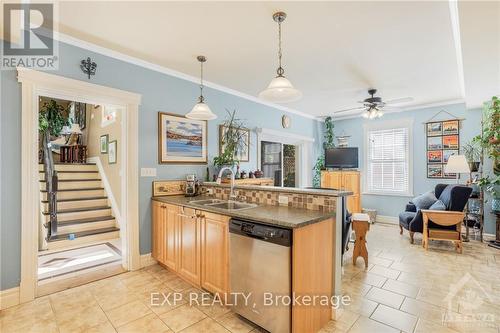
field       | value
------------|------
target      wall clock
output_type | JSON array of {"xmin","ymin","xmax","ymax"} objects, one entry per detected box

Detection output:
[{"xmin": 281, "ymin": 115, "xmax": 291, "ymax": 129}]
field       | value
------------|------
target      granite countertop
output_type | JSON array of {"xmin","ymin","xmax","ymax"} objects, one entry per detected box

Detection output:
[
  {"xmin": 201, "ymin": 182, "xmax": 353, "ymax": 197},
  {"xmin": 152, "ymin": 195, "xmax": 336, "ymax": 229}
]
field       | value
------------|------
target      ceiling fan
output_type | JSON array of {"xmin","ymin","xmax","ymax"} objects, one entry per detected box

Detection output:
[{"xmin": 334, "ymin": 89, "xmax": 414, "ymax": 119}]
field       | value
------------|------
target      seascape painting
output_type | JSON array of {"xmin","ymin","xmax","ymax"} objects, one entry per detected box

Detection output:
[{"xmin": 158, "ymin": 112, "xmax": 207, "ymax": 163}]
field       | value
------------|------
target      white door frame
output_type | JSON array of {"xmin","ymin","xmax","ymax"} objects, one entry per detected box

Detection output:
[
  {"xmin": 17, "ymin": 68, "xmax": 142, "ymax": 303},
  {"xmin": 256, "ymin": 128, "xmax": 314, "ymax": 187}
]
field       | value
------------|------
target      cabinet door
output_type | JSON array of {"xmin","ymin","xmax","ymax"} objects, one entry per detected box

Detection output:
[
  {"xmin": 346, "ymin": 195, "xmax": 360, "ymax": 213},
  {"xmin": 342, "ymin": 172, "xmax": 360, "ymax": 193},
  {"xmin": 164, "ymin": 204, "xmax": 178, "ymax": 271},
  {"xmin": 321, "ymin": 171, "xmax": 342, "ymax": 189},
  {"xmin": 177, "ymin": 207, "xmax": 201, "ymax": 286},
  {"xmin": 151, "ymin": 201, "xmax": 163, "ymax": 261},
  {"xmin": 200, "ymin": 211, "xmax": 229, "ymax": 296}
]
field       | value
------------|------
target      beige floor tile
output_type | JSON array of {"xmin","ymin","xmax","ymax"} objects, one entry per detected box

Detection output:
[
  {"xmin": 400, "ymin": 297, "xmax": 448, "ymax": 324},
  {"xmin": 164, "ymin": 277, "xmax": 194, "ymax": 292},
  {"xmin": 329, "ymin": 309, "xmax": 360, "ymax": 332},
  {"xmin": 348, "ymin": 316, "xmax": 399, "ymax": 333},
  {"xmin": 105, "ymin": 300, "xmax": 152, "ymax": 327},
  {"xmin": 116, "ymin": 313, "xmax": 171, "ymax": 333},
  {"xmin": 84, "ymin": 321, "xmax": 117, "ymax": 333},
  {"xmin": 56, "ymin": 305, "xmax": 110, "ymax": 333},
  {"xmin": 365, "ymin": 287, "xmax": 405, "ymax": 309},
  {"xmin": 0, "ymin": 297, "xmax": 58, "ymax": 333},
  {"xmin": 370, "ymin": 304, "xmax": 417, "ymax": 332},
  {"xmin": 382, "ymin": 279, "xmax": 420, "ymax": 298},
  {"xmin": 352, "ymin": 271, "xmax": 387, "ymax": 288},
  {"xmin": 159, "ymin": 304, "xmax": 206, "ymax": 332},
  {"xmin": 369, "ymin": 265, "xmax": 401, "ymax": 280},
  {"xmin": 180, "ymin": 317, "xmax": 230, "ymax": 333},
  {"xmin": 93, "ymin": 286, "xmax": 139, "ymax": 311},
  {"xmin": 369, "ymin": 256, "xmax": 394, "ymax": 268},
  {"xmin": 216, "ymin": 312, "xmax": 256, "ymax": 333},
  {"xmin": 413, "ymin": 318, "xmax": 460, "ymax": 333},
  {"xmin": 148, "ymin": 291, "xmax": 187, "ymax": 316},
  {"xmin": 343, "ymin": 297, "xmax": 378, "ymax": 318}
]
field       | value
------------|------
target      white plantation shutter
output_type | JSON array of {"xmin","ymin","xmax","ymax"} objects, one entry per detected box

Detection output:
[{"xmin": 366, "ymin": 127, "xmax": 410, "ymax": 195}]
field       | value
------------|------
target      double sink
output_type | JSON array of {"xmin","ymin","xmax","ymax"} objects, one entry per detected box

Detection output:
[{"xmin": 189, "ymin": 198, "xmax": 257, "ymax": 211}]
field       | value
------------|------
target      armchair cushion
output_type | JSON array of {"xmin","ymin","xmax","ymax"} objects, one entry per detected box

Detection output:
[
  {"xmin": 429, "ymin": 200, "xmax": 446, "ymax": 210},
  {"xmin": 399, "ymin": 211, "xmax": 417, "ymax": 229},
  {"xmin": 405, "ymin": 203, "xmax": 417, "ymax": 212},
  {"xmin": 411, "ymin": 191, "xmax": 438, "ymax": 210}
]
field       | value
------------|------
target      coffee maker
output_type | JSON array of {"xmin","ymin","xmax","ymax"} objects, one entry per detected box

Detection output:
[{"xmin": 185, "ymin": 174, "xmax": 197, "ymax": 197}]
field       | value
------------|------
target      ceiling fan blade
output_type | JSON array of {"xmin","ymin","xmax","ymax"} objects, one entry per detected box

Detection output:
[
  {"xmin": 382, "ymin": 105, "xmax": 401, "ymax": 110},
  {"xmin": 385, "ymin": 97, "xmax": 414, "ymax": 104},
  {"xmin": 334, "ymin": 106, "xmax": 365, "ymax": 114}
]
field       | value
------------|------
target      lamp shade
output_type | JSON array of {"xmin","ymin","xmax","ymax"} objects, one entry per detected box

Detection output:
[
  {"xmin": 444, "ymin": 155, "xmax": 470, "ymax": 174},
  {"xmin": 70, "ymin": 123, "xmax": 82, "ymax": 134},
  {"xmin": 186, "ymin": 102, "xmax": 217, "ymax": 120},
  {"xmin": 259, "ymin": 76, "xmax": 302, "ymax": 103}
]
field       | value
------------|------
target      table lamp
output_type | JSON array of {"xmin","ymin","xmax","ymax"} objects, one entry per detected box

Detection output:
[{"xmin": 444, "ymin": 155, "xmax": 470, "ymax": 184}]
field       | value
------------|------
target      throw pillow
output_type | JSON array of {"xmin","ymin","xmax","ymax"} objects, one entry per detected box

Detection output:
[
  {"xmin": 411, "ymin": 191, "xmax": 438, "ymax": 210},
  {"xmin": 429, "ymin": 200, "xmax": 446, "ymax": 211}
]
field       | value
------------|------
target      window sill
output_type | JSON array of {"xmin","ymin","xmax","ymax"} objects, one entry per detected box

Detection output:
[{"xmin": 362, "ymin": 191, "xmax": 413, "ymax": 197}]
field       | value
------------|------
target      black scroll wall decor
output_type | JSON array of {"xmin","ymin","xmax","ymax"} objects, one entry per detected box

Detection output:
[{"xmin": 80, "ymin": 57, "xmax": 97, "ymax": 79}]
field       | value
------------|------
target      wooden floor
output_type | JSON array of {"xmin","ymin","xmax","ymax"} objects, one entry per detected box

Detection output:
[{"xmin": 1, "ymin": 224, "xmax": 498, "ymax": 333}]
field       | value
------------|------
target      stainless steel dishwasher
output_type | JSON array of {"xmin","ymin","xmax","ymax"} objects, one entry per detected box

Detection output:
[{"xmin": 229, "ymin": 218, "xmax": 292, "ymax": 333}]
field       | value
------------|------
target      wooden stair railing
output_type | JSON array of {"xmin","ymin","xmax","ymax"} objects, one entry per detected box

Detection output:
[{"xmin": 42, "ymin": 132, "xmax": 58, "ymax": 240}]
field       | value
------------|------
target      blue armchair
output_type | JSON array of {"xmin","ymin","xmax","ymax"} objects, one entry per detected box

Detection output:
[{"xmin": 399, "ymin": 184, "xmax": 472, "ymax": 244}]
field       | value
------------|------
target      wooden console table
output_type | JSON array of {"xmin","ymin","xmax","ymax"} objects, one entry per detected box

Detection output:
[{"xmin": 60, "ymin": 145, "xmax": 87, "ymax": 163}]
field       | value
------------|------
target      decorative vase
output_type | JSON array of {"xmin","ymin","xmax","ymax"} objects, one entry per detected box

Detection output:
[
  {"xmin": 468, "ymin": 162, "xmax": 480, "ymax": 172},
  {"xmin": 492, "ymin": 198, "xmax": 500, "ymax": 213}
]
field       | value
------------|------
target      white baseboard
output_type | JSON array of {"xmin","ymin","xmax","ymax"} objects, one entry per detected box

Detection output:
[
  {"xmin": 376, "ymin": 215, "xmax": 399, "ymax": 225},
  {"xmin": 0, "ymin": 287, "xmax": 20, "ymax": 310},
  {"xmin": 140, "ymin": 253, "xmax": 157, "ymax": 268}
]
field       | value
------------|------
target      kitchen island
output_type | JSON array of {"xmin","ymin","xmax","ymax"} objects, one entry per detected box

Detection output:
[{"xmin": 152, "ymin": 186, "xmax": 350, "ymax": 333}]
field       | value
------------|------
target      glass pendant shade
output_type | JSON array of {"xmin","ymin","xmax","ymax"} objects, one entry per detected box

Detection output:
[
  {"xmin": 186, "ymin": 55, "xmax": 217, "ymax": 121},
  {"xmin": 259, "ymin": 76, "xmax": 302, "ymax": 103},
  {"xmin": 186, "ymin": 101, "xmax": 217, "ymax": 120}
]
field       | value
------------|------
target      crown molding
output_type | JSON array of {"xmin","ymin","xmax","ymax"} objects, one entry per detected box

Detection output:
[{"xmin": 55, "ymin": 32, "xmax": 320, "ymax": 121}]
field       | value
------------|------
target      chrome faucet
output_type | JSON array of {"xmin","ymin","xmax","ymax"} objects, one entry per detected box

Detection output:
[{"xmin": 216, "ymin": 166, "xmax": 236, "ymax": 200}]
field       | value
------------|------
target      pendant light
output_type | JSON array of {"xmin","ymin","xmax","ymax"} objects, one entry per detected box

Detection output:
[
  {"xmin": 186, "ymin": 55, "xmax": 217, "ymax": 120},
  {"xmin": 259, "ymin": 12, "xmax": 302, "ymax": 103}
]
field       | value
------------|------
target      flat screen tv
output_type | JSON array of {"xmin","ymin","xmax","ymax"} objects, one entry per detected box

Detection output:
[{"xmin": 325, "ymin": 147, "xmax": 359, "ymax": 169}]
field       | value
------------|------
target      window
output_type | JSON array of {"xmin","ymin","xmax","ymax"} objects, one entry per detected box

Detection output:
[{"xmin": 365, "ymin": 121, "xmax": 412, "ymax": 196}]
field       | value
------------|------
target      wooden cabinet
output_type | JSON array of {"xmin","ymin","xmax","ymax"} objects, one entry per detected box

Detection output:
[
  {"xmin": 200, "ymin": 211, "xmax": 230, "ymax": 295},
  {"xmin": 321, "ymin": 170, "xmax": 361, "ymax": 213},
  {"xmin": 177, "ymin": 207, "xmax": 201, "ymax": 286},
  {"xmin": 151, "ymin": 202, "xmax": 177, "ymax": 270},
  {"xmin": 152, "ymin": 201, "xmax": 230, "ymax": 293}
]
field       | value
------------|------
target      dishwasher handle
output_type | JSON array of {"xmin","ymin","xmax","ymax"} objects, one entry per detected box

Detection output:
[{"xmin": 229, "ymin": 218, "xmax": 292, "ymax": 247}]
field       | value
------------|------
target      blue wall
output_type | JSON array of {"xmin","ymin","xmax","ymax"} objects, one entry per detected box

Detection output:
[
  {"xmin": 333, "ymin": 103, "xmax": 495, "ymax": 233},
  {"xmin": 0, "ymin": 41, "xmax": 322, "ymax": 290}
]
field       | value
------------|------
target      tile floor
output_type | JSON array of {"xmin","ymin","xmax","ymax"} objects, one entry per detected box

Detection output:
[{"xmin": 1, "ymin": 223, "xmax": 499, "ymax": 333}]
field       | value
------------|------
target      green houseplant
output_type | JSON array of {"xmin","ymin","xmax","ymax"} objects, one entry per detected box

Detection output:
[
  {"xmin": 474, "ymin": 96, "xmax": 500, "ymax": 174},
  {"xmin": 462, "ymin": 140, "xmax": 481, "ymax": 172},
  {"xmin": 38, "ymin": 99, "xmax": 68, "ymax": 137},
  {"xmin": 213, "ymin": 110, "xmax": 248, "ymax": 169},
  {"xmin": 312, "ymin": 116, "xmax": 335, "ymax": 187}
]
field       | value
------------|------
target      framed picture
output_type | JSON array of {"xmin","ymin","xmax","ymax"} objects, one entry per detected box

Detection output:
[
  {"xmin": 427, "ymin": 165, "xmax": 443, "ymax": 178},
  {"xmin": 443, "ymin": 149, "xmax": 458, "ymax": 163},
  {"xmin": 442, "ymin": 120, "xmax": 459, "ymax": 135},
  {"xmin": 219, "ymin": 125, "xmax": 250, "ymax": 162},
  {"xmin": 425, "ymin": 118, "xmax": 460, "ymax": 178},
  {"xmin": 443, "ymin": 135, "xmax": 459, "ymax": 149},
  {"xmin": 108, "ymin": 140, "xmax": 117, "ymax": 164},
  {"xmin": 427, "ymin": 122, "xmax": 442, "ymax": 136},
  {"xmin": 427, "ymin": 151, "xmax": 442, "ymax": 163},
  {"xmin": 158, "ymin": 112, "xmax": 207, "ymax": 164},
  {"xmin": 427, "ymin": 136, "xmax": 442, "ymax": 150},
  {"xmin": 100, "ymin": 134, "xmax": 109, "ymax": 154}
]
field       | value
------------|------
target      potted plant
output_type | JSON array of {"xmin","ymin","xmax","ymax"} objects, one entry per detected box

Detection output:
[
  {"xmin": 462, "ymin": 140, "xmax": 481, "ymax": 172},
  {"xmin": 474, "ymin": 96, "xmax": 500, "ymax": 174},
  {"xmin": 478, "ymin": 175, "xmax": 500, "ymax": 212},
  {"xmin": 213, "ymin": 110, "xmax": 248, "ymax": 174},
  {"xmin": 312, "ymin": 116, "xmax": 335, "ymax": 187}
]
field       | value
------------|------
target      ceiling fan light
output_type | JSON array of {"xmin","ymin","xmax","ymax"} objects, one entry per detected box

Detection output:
[
  {"xmin": 259, "ymin": 76, "xmax": 302, "ymax": 103},
  {"xmin": 186, "ymin": 102, "xmax": 217, "ymax": 120},
  {"xmin": 362, "ymin": 111, "xmax": 370, "ymax": 119},
  {"xmin": 377, "ymin": 110, "xmax": 384, "ymax": 118}
]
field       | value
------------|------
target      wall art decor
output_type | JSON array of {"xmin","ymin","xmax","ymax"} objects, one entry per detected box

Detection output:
[
  {"xmin": 425, "ymin": 115, "xmax": 462, "ymax": 178},
  {"xmin": 219, "ymin": 125, "xmax": 250, "ymax": 162},
  {"xmin": 158, "ymin": 112, "xmax": 207, "ymax": 164},
  {"xmin": 108, "ymin": 140, "xmax": 117, "ymax": 164},
  {"xmin": 100, "ymin": 134, "xmax": 108, "ymax": 154}
]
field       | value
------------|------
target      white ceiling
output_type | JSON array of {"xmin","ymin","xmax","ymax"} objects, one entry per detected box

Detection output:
[{"xmin": 55, "ymin": 1, "xmax": 499, "ymax": 118}]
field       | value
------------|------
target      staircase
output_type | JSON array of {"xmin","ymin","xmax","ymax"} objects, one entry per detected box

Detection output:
[{"xmin": 39, "ymin": 163, "xmax": 120, "ymax": 250}]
